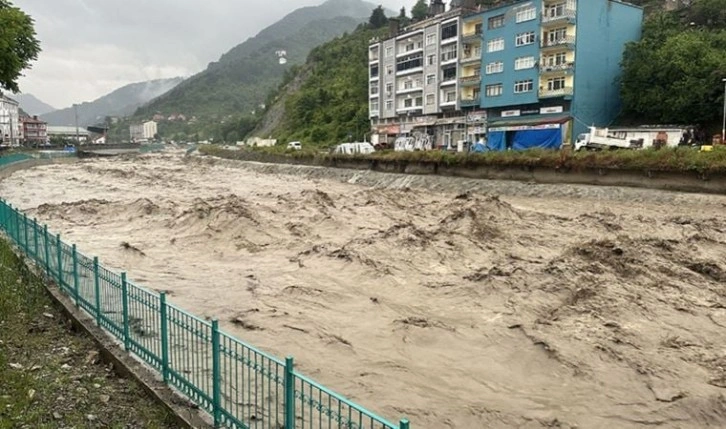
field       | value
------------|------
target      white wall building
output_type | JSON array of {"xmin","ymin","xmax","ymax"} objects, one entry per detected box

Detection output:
[
  {"xmin": 143, "ymin": 121, "xmax": 158, "ymax": 140},
  {"xmin": 0, "ymin": 94, "xmax": 21, "ymax": 146},
  {"xmin": 130, "ymin": 120, "xmax": 158, "ymax": 142}
]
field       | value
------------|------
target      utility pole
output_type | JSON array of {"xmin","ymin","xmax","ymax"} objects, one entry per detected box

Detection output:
[
  {"xmin": 722, "ymin": 78, "xmax": 726, "ymax": 145},
  {"xmin": 74, "ymin": 104, "xmax": 80, "ymax": 145}
]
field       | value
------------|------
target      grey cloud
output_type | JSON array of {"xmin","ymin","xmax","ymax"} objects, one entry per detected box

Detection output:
[{"xmin": 14, "ymin": 0, "xmax": 412, "ymax": 108}]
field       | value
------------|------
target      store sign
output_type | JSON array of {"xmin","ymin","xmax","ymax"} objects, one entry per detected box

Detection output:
[
  {"xmin": 377, "ymin": 125, "xmax": 400, "ymax": 134},
  {"xmin": 501, "ymin": 110, "xmax": 521, "ymax": 118},
  {"xmin": 489, "ymin": 123, "xmax": 561, "ymax": 132},
  {"xmin": 521, "ymin": 109, "xmax": 540, "ymax": 116},
  {"xmin": 467, "ymin": 110, "xmax": 487, "ymax": 122},
  {"xmin": 540, "ymin": 106, "xmax": 564, "ymax": 114}
]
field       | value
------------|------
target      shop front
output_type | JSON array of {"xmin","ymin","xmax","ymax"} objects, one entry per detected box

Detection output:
[{"xmin": 486, "ymin": 113, "xmax": 572, "ymax": 151}]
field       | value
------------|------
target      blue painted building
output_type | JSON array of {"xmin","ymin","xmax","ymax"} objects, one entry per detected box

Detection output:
[{"xmin": 476, "ymin": 0, "xmax": 643, "ymax": 150}]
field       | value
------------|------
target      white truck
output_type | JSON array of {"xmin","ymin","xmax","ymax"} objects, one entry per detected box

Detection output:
[{"xmin": 575, "ymin": 126, "xmax": 687, "ymax": 151}]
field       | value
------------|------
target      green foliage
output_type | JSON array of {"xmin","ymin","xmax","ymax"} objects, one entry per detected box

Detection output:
[
  {"xmin": 411, "ymin": 0, "xmax": 428, "ymax": 22},
  {"xmin": 368, "ymin": 5, "xmax": 388, "ymax": 28},
  {"xmin": 0, "ymin": 0, "xmax": 40, "ymax": 93},
  {"xmin": 620, "ymin": 6, "xmax": 726, "ymax": 127},
  {"xmin": 202, "ymin": 144, "xmax": 726, "ymax": 176},
  {"xmin": 271, "ymin": 27, "xmax": 386, "ymax": 146}
]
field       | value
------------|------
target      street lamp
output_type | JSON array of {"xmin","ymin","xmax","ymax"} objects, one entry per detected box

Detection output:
[{"xmin": 722, "ymin": 78, "xmax": 726, "ymax": 145}]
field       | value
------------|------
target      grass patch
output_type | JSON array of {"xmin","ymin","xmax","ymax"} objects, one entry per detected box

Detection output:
[
  {"xmin": 0, "ymin": 238, "xmax": 178, "ymax": 429},
  {"xmin": 199, "ymin": 144, "xmax": 726, "ymax": 175}
]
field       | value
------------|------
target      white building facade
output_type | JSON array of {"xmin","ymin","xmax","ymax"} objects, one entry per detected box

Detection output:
[{"xmin": 0, "ymin": 95, "xmax": 21, "ymax": 146}]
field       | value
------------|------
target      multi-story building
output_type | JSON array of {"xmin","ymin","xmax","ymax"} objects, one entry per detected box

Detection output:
[
  {"xmin": 21, "ymin": 115, "xmax": 48, "ymax": 146},
  {"xmin": 0, "ymin": 94, "xmax": 21, "ymax": 146},
  {"xmin": 370, "ymin": 1, "xmax": 483, "ymax": 149},
  {"xmin": 480, "ymin": 0, "xmax": 643, "ymax": 149},
  {"xmin": 368, "ymin": 0, "xmax": 643, "ymax": 151},
  {"xmin": 130, "ymin": 120, "xmax": 158, "ymax": 142}
]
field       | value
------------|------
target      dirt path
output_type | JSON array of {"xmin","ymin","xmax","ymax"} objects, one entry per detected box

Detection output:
[{"xmin": 2, "ymin": 152, "xmax": 726, "ymax": 428}]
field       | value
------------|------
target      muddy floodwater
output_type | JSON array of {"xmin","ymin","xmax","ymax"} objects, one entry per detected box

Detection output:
[{"xmin": 2, "ymin": 151, "xmax": 726, "ymax": 428}]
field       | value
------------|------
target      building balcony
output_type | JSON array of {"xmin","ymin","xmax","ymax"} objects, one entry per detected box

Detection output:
[
  {"xmin": 397, "ymin": 86, "xmax": 424, "ymax": 95},
  {"xmin": 459, "ymin": 75, "xmax": 481, "ymax": 86},
  {"xmin": 461, "ymin": 30, "xmax": 482, "ymax": 43},
  {"xmin": 396, "ymin": 105, "xmax": 423, "ymax": 114},
  {"xmin": 396, "ymin": 47, "xmax": 423, "ymax": 58},
  {"xmin": 460, "ymin": 53, "xmax": 481, "ymax": 64},
  {"xmin": 540, "ymin": 62, "xmax": 574, "ymax": 74},
  {"xmin": 396, "ymin": 66, "xmax": 423, "ymax": 77},
  {"xmin": 541, "ymin": 8, "xmax": 576, "ymax": 25},
  {"xmin": 370, "ymin": 110, "xmax": 380, "ymax": 117},
  {"xmin": 540, "ymin": 87, "xmax": 573, "ymax": 98},
  {"xmin": 460, "ymin": 97, "xmax": 480, "ymax": 107},
  {"xmin": 541, "ymin": 35, "xmax": 576, "ymax": 49}
]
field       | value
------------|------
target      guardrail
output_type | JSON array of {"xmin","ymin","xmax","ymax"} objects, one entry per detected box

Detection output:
[{"xmin": 0, "ymin": 199, "xmax": 410, "ymax": 429}]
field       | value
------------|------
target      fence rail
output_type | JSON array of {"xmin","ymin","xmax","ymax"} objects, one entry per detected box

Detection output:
[{"xmin": 0, "ymin": 199, "xmax": 409, "ymax": 429}]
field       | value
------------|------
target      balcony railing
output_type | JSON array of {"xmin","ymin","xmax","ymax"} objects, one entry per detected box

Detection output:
[
  {"xmin": 540, "ymin": 87, "xmax": 573, "ymax": 98},
  {"xmin": 542, "ymin": 8, "xmax": 576, "ymax": 24},
  {"xmin": 461, "ymin": 30, "xmax": 482, "ymax": 42},
  {"xmin": 541, "ymin": 35, "xmax": 576, "ymax": 48},
  {"xmin": 460, "ymin": 97, "xmax": 480, "ymax": 107},
  {"xmin": 459, "ymin": 75, "xmax": 481, "ymax": 86},
  {"xmin": 460, "ymin": 52, "xmax": 481, "ymax": 64},
  {"xmin": 540, "ymin": 62, "xmax": 574, "ymax": 73}
]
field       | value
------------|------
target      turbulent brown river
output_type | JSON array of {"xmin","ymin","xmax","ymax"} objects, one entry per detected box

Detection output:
[{"xmin": 2, "ymin": 151, "xmax": 726, "ymax": 428}]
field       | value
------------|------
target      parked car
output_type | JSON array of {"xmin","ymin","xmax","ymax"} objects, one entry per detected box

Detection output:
[
  {"xmin": 333, "ymin": 142, "xmax": 375, "ymax": 155},
  {"xmin": 287, "ymin": 141, "xmax": 302, "ymax": 150}
]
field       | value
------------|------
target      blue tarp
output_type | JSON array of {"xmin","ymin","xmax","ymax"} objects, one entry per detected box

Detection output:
[
  {"xmin": 512, "ymin": 129, "xmax": 561, "ymax": 150},
  {"xmin": 486, "ymin": 131, "xmax": 506, "ymax": 152}
]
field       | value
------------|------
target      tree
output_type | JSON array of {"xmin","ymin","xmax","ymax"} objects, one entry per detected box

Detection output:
[
  {"xmin": 411, "ymin": 0, "xmax": 428, "ymax": 22},
  {"xmin": 368, "ymin": 5, "xmax": 388, "ymax": 29},
  {"xmin": 620, "ymin": 13, "xmax": 726, "ymax": 125},
  {"xmin": 0, "ymin": 0, "xmax": 40, "ymax": 93}
]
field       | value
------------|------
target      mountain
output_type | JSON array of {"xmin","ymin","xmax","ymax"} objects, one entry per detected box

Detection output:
[
  {"xmin": 41, "ymin": 77, "xmax": 184, "ymax": 127},
  {"xmin": 14, "ymin": 94, "xmax": 56, "ymax": 116},
  {"xmin": 133, "ymin": 0, "xmax": 380, "ymax": 124}
]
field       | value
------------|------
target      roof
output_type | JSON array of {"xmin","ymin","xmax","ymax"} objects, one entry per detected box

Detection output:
[
  {"xmin": 487, "ymin": 114, "xmax": 571, "ymax": 127},
  {"xmin": 47, "ymin": 126, "xmax": 90, "ymax": 135},
  {"xmin": 21, "ymin": 116, "xmax": 46, "ymax": 124}
]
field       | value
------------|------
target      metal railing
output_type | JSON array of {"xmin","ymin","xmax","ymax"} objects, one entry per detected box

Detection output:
[
  {"xmin": 0, "ymin": 199, "xmax": 410, "ymax": 429},
  {"xmin": 540, "ymin": 35, "xmax": 576, "ymax": 48},
  {"xmin": 540, "ymin": 87, "xmax": 574, "ymax": 98},
  {"xmin": 542, "ymin": 8, "xmax": 576, "ymax": 24}
]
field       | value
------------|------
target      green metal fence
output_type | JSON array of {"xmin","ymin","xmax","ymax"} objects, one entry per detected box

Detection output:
[{"xmin": 0, "ymin": 199, "xmax": 409, "ymax": 429}]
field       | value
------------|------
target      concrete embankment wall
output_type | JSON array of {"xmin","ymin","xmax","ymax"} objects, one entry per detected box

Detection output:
[{"xmin": 199, "ymin": 151, "xmax": 726, "ymax": 195}]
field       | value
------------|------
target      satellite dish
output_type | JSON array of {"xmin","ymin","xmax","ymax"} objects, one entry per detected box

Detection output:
[{"xmin": 279, "ymin": 57, "xmax": 287, "ymax": 65}]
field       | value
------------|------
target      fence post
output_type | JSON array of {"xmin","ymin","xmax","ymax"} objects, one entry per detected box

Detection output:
[
  {"xmin": 93, "ymin": 257, "xmax": 101, "ymax": 326},
  {"xmin": 211, "ymin": 319, "xmax": 221, "ymax": 427},
  {"xmin": 285, "ymin": 356, "xmax": 296, "ymax": 429},
  {"xmin": 399, "ymin": 419, "xmax": 410, "ymax": 429},
  {"xmin": 14, "ymin": 206, "xmax": 20, "ymax": 244},
  {"xmin": 56, "ymin": 234, "xmax": 63, "ymax": 289},
  {"xmin": 160, "ymin": 292, "xmax": 170, "ymax": 383},
  {"xmin": 72, "ymin": 244, "xmax": 80, "ymax": 307},
  {"xmin": 43, "ymin": 225, "xmax": 50, "ymax": 277},
  {"xmin": 121, "ymin": 272, "xmax": 129, "ymax": 351},
  {"xmin": 23, "ymin": 213, "xmax": 29, "ymax": 253},
  {"xmin": 33, "ymin": 218, "xmax": 39, "ymax": 262}
]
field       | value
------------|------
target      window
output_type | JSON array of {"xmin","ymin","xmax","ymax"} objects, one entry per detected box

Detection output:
[
  {"xmin": 385, "ymin": 46, "xmax": 393, "ymax": 57},
  {"xmin": 386, "ymin": 83, "xmax": 393, "ymax": 93},
  {"xmin": 426, "ymin": 94, "xmax": 435, "ymax": 105},
  {"xmin": 385, "ymin": 100, "xmax": 393, "ymax": 110},
  {"xmin": 545, "ymin": 2, "xmax": 568, "ymax": 19},
  {"xmin": 488, "ymin": 14, "xmax": 504, "ymax": 29},
  {"xmin": 403, "ymin": 80, "xmax": 414, "ymax": 90},
  {"xmin": 442, "ymin": 65, "xmax": 457, "ymax": 81},
  {"xmin": 441, "ymin": 23, "xmax": 458, "ymax": 40},
  {"xmin": 426, "ymin": 34, "xmax": 436, "ymax": 46},
  {"xmin": 487, "ymin": 38, "xmax": 504, "ymax": 52},
  {"xmin": 547, "ymin": 77, "xmax": 566, "ymax": 91},
  {"xmin": 514, "ymin": 56, "xmax": 535, "ymax": 70},
  {"xmin": 386, "ymin": 65, "xmax": 393, "ymax": 75},
  {"xmin": 426, "ymin": 74, "xmax": 436, "ymax": 85},
  {"xmin": 485, "ymin": 84, "xmax": 503, "ymax": 97},
  {"xmin": 516, "ymin": 31, "xmax": 536, "ymax": 47},
  {"xmin": 444, "ymin": 90, "xmax": 457, "ymax": 103},
  {"xmin": 370, "ymin": 65, "xmax": 379, "ymax": 78},
  {"xmin": 544, "ymin": 28, "xmax": 568, "ymax": 46},
  {"xmin": 403, "ymin": 98, "xmax": 413, "ymax": 108},
  {"xmin": 396, "ymin": 52, "xmax": 423, "ymax": 72},
  {"xmin": 427, "ymin": 54, "xmax": 436, "ymax": 66},
  {"xmin": 370, "ymin": 100, "xmax": 379, "ymax": 111},
  {"xmin": 485, "ymin": 61, "xmax": 504, "ymax": 74},
  {"xmin": 441, "ymin": 44, "xmax": 457, "ymax": 62},
  {"xmin": 516, "ymin": 7, "xmax": 536, "ymax": 23},
  {"xmin": 370, "ymin": 82, "xmax": 379, "ymax": 95},
  {"xmin": 415, "ymin": 96, "xmax": 423, "ymax": 107},
  {"xmin": 514, "ymin": 79, "xmax": 534, "ymax": 93}
]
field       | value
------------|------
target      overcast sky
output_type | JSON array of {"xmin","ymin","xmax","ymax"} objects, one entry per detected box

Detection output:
[{"xmin": 14, "ymin": 0, "xmax": 412, "ymax": 109}]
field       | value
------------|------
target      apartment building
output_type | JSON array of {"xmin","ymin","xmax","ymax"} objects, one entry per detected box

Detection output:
[
  {"xmin": 480, "ymin": 0, "xmax": 643, "ymax": 149},
  {"xmin": 0, "ymin": 94, "xmax": 21, "ymax": 146},
  {"xmin": 370, "ymin": 1, "xmax": 480, "ymax": 149},
  {"xmin": 130, "ymin": 120, "xmax": 158, "ymax": 142},
  {"xmin": 21, "ymin": 115, "xmax": 48, "ymax": 146},
  {"xmin": 368, "ymin": 0, "xmax": 642, "ymax": 151}
]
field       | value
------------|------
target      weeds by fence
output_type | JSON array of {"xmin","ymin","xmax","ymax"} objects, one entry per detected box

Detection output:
[{"xmin": 0, "ymin": 199, "xmax": 409, "ymax": 429}]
